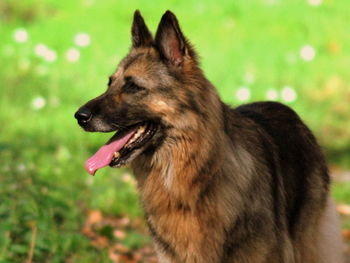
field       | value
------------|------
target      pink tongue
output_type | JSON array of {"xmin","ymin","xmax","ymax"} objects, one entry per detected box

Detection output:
[{"xmin": 85, "ymin": 131, "xmax": 135, "ymax": 175}]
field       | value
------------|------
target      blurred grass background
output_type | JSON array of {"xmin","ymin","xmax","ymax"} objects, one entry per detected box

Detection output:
[{"xmin": 0, "ymin": 0, "xmax": 349, "ymax": 262}]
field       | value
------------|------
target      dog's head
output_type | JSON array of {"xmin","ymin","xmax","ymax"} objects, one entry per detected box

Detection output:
[{"xmin": 75, "ymin": 10, "xmax": 212, "ymax": 175}]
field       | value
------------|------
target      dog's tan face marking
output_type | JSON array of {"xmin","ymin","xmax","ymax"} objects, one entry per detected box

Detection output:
[
  {"xmin": 155, "ymin": 100, "xmax": 171, "ymax": 110},
  {"xmin": 103, "ymin": 47, "xmax": 184, "ymax": 127}
]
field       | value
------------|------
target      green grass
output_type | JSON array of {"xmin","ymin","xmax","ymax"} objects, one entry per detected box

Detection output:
[{"xmin": 0, "ymin": 0, "xmax": 349, "ymax": 262}]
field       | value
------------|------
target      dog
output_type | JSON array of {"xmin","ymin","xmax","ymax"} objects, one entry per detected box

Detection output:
[{"xmin": 74, "ymin": 10, "xmax": 344, "ymax": 263}]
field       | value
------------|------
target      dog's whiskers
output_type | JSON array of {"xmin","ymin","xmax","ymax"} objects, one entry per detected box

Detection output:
[{"xmin": 111, "ymin": 123, "xmax": 127, "ymax": 130}]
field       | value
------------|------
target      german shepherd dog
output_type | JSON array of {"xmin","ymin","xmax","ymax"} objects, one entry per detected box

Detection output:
[{"xmin": 74, "ymin": 10, "xmax": 344, "ymax": 263}]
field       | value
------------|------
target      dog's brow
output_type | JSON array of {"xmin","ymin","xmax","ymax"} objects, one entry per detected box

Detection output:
[
  {"xmin": 124, "ymin": 53, "xmax": 145, "ymax": 70},
  {"xmin": 124, "ymin": 76, "xmax": 132, "ymax": 82},
  {"xmin": 125, "ymin": 75, "xmax": 148, "ymax": 88}
]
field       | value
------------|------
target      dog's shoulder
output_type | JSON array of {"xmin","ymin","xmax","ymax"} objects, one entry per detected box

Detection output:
[
  {"xmin": 234, "ymin": 101, "xmax": 301, "ymax": 125},
  {"xmin": 222, "ymin": 101, "xmax": 303, "ymax": 140},
  {"xmin": 231, "ymin": 101, "xmax": 309, "ymax": 141}
]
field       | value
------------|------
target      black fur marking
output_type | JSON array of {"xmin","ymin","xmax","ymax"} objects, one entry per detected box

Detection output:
[
  {"xmin": 132, "ymin": 10, "xmax": 153, "ymax": 48},
  {"xmin": 168, "ymin": 68, "xmax": 184, "ymax": 82},
  {"xmin": 176, "ymin": 201, "xmax": 191, "ymax": 211},
  {"xmin": 259, "ymin": 132, "xmax": 285, "ymax": 238},
  {"xmin": 143, "ymin": 132, "xmax": 166, "ymax": 156},
  {"xmin": 186, "ymin": 94, "xmax": 206, "ymax": 118},
  {"xmin": 176, "ymin": 91, "xmax": 207, "ymax": 118},
  {"xmin": 221, "ymin": 211, "xmax": 268, "ymax": 262},
  {"xmin": 192, "ymin": 154, "xmax": 218, "ymax": 201},
  {"xmin": 182, "ymin": 152, "xmax": 196, "ymax": 170},
  {"xmin": 197, "ymin": 173, "xmax": 217, "ymax": 202},
  {"xmin": 121, "ymin": 79, "xmax": 147, "ymax": 94},
  {"xmin": 221, "ymin": 213, "xmax": 246, "ymax": 261},
  {"xmin": 146, "ymin": 216, "xmax": 178, "ymax": 259},
  {"xmin": 110, "ymin": 101, "xmax": 163, "ymax": 128},
  {"xmin": 155, "ymin": 85, "xmax": 176, "ymax": 98}
]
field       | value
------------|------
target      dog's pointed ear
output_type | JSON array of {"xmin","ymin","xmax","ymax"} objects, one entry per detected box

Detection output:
[
  {"xmin": 155, "ymin": 11, "xmax": 189, "ymax": 66},
  {"xmin": 131, "ymin": 10, "xmax": 153, "ymax": 48}
]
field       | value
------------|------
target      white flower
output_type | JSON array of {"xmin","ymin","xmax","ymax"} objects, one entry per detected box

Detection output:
[
  {"xmin": 44, "ymin": 49, "xmax": 57, "ymax": 62},
  {"xmin": 32, "ymin": 96, "xmax": 46, "ymax": 110},
  {"xmin": 74, "ymin": 32, "xmax": 91, "ymax": 47},
  {"xmin": 34, "ymin": 43, "xmax": 49, "ymax": 57},
  {"xmin": 300, "ymin": 45, "xmax": 316, "ymax": 62},
  {"xmin": 307, "ymin": 0, "xmax": 322, "ymax": 6},
  {"xmin": 14, "ymin": 28, "xmax": 28, "ymax": 43},
  {"xmin": 281, "ymin": 86, "xmax": 297, "ymax": 103},
  {"xmin": 266, "ymin": 89, "xmax": 278, "ymax": 100},
  {"xmin": 34, "ymin": 44, "xmax": 57, "ymax": 63},
  {"xmin": 66, "ymin": 48, "xmax": 80, "ymax": 62},
  {"xmin": 236, "ymin": 86, "xmax": 251, "ymax": 102}
]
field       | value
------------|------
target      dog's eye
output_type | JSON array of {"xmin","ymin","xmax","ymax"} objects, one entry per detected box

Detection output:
[{"xmin": 122, "ymin": 81, "xmax": 145, "ymax": 94}]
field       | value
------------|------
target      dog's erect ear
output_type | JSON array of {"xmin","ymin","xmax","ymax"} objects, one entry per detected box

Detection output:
[
  {"xmin": 155, "ymin": 11, "xmax": 188, "ymax": 66},
  {"xmin": 131, "ymin": 10, "xmax": 153, "ymax": 48}
]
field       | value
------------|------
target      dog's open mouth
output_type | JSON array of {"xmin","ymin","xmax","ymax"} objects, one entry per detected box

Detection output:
[{"xmin": 85, "ymin": 122, "xmax": 157, "ymax": 175}]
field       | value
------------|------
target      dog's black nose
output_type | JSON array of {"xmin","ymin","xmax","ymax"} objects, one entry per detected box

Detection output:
[{"xmin": 74, "ymin": 107, "xmax": 92, "ymax": 124}]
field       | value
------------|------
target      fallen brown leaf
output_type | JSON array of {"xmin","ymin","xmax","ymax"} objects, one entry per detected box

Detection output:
[
  {"xmin": 88, "ymin": 210, "xmax": 103, "ymax": 224},
  {"xmin": 81, "ymin": 210, "xmax": 158, "ymax": 262},
  {"xmin": 114, "ymin": 230, "xmax": 126, "ymax": 239},
  {"xmin": 343, "ymin": 229, "xmax": 350, "ymax": 241},
  {"xmin": 337, "ymin": 204, "xmax": 350, "ymax": 216},
  {"xmin": 91, "ymin": 236, "xmax": 109, "ymax": 249}
]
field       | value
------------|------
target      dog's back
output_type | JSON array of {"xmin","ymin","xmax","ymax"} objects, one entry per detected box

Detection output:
[
  {"xmin": 233, "ymin": 101, "xmax": 329, "ymax": 237},
  {"xmin": 226, "ymin": 101, "xmax": 343, "ymax": 262}
]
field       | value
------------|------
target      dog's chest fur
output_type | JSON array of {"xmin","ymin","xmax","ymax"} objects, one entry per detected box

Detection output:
[{"xmin": 137, "ymin": 167, "xmax": 229, "ymax": 262}]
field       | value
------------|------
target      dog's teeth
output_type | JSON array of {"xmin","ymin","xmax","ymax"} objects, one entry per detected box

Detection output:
[
  {"xmin": 138, "ymin": 126, "xmax": 146, "ymax": 133},
  {"xmin": 126, "ymin": 125, "xmax": 146, "ymax": 146},
  {"xmin": 114, "ymin": 152, "xmax": 120, "ymax": 158}
]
